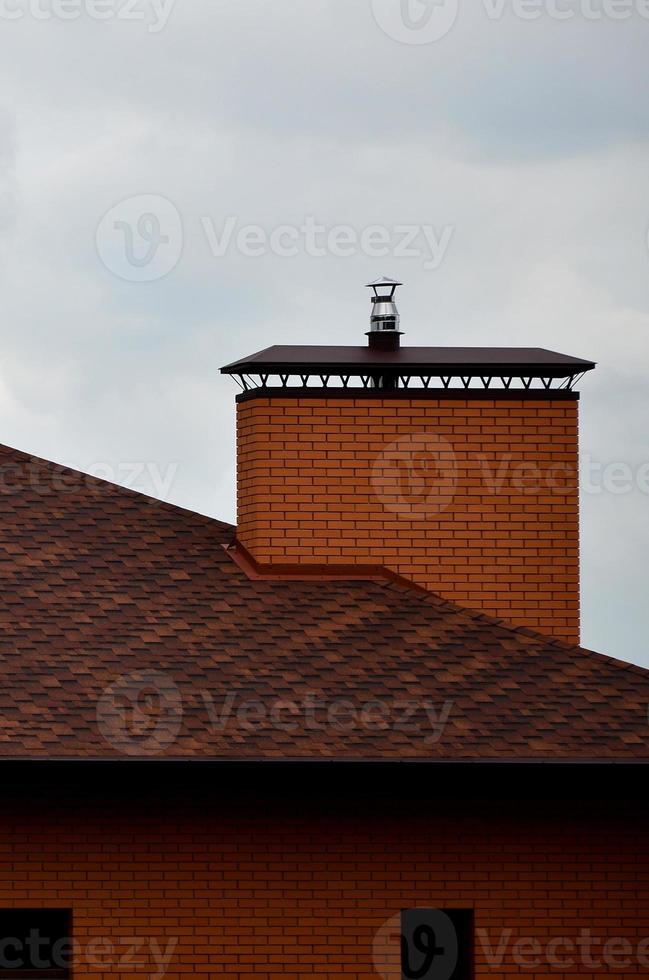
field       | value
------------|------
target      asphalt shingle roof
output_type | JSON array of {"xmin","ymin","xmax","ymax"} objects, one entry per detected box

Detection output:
[{"xmin": 0, "ymin": 441, "xmax": 647, "ymax": 762}]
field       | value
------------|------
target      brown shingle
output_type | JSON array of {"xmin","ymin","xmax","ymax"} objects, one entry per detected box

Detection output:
[{"xmin": 0, "ymin": 440, "xmax": 647, "ymax": 761}]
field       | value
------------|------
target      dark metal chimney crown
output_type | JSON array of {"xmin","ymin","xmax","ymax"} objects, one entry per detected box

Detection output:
[{"xmin": 366, "ymin": 277, "xmax": 403, "ymax": 351}]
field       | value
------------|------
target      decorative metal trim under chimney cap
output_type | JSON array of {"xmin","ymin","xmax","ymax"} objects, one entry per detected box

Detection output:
[{"xmin": 221, "ymin": 345, "xmax": 596, "ymax": 395}]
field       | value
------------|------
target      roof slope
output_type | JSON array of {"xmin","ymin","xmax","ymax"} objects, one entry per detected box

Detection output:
[{"xmin": 0, "ymin": 441, "xmax": 647, "ymax": 762}]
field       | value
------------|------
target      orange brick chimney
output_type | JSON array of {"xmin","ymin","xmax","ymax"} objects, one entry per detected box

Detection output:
[{"xmin": 222, "ymin": 280, "xmax": 595, "ymax": 643}]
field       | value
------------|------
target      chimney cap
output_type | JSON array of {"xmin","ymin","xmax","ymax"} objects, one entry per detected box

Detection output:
[
  {"xmin": 365, "ymin": 276, "xmax": 403, "ymax": 290},
  {"xmin": 223, "ymin": 346, "xmax": 596, "ymax": 374}
]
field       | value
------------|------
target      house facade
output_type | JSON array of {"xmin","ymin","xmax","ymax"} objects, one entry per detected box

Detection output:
[{"xmin": 0, "ymin": 281, "xmax": 647, "ymax": 979}]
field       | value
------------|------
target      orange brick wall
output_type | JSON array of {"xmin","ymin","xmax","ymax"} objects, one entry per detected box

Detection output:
[
  {"xmin": 236, "ymin": 395, "xmax": 580, "ymax": 642},
  {"xmin": 3, "ymin": 795, "xmax": 648, "ymax": 979}
]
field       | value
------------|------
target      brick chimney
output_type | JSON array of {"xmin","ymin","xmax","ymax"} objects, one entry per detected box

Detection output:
[{"xmin": 222, "ymin": 282, "xmax": 595, "ymax": 644}]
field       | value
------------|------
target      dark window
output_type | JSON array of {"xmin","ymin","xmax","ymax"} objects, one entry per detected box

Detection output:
[
  {"xmin": 401, "ymin": 908, "xmax": 473, "ymax": 980},
  {"xmin": 0, "ymin": 910, "xmax": 71, "ymax": 979}
]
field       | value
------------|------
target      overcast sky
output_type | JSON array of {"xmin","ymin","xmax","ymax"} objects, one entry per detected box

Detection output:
[{"xmin": 0, "ymin": 0, "xmax": 647, "ymax": 664}]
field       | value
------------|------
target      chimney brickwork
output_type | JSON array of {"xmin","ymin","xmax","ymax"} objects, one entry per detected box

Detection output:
[
  {"xmin": 224, "ymin": 281, "xmax": 593, "ymax": 645},
  {"xmin": 236, "ymin": 393, "xmax": 580, "ymax": 643}
]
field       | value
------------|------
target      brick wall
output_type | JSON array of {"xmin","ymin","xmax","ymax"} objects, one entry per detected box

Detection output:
[
  {"xmin": 2, "ymin": 795, "xmax": 647, "ymax": 979},
  {"xmin": 236, "ymin": 394, "xmax": 580, "ymax": 642}
]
